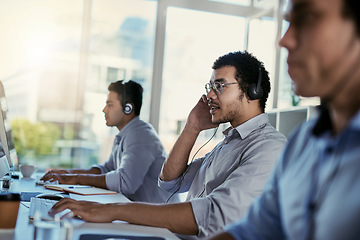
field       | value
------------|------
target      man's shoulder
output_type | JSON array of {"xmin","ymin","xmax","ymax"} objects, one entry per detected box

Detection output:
[
  {"xmin": 123, "ymin": 118, "xmax": 162, "ymax": 142},
  {"xmin": 236, "ymin": 113, "xmax": 280, "ymax": 139},
  {"xmin": 286, "ymin": 116, "xmax": 317, "ymax": 143},
  {"xmin": 130, "ymin": 119, "xmax": 157, "ymax": 134},
  {"xmin": 256, "ymin": 121, "xmax": 287, "ymax": 144},
  {"xmin": 270, "ymin": 117, "xmax": 319, "ymax": 176}
]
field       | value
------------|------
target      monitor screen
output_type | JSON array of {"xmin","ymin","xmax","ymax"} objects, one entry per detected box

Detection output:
[
  {"xmin": 0, "ymin": 146, "xmax": 9, "ymax": 179},
  {"xmin": 0, "ymin": 81, "xmax": 18, "ymax": 170}
]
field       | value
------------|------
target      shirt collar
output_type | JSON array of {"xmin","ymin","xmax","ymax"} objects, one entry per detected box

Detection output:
[
  {"xmin": 223, "ymin": 113, "xmax": 269, "ymax": 139},
  {"xmin": 350, "ymin": 110, "xmax": 360, "ymax": 131},
  {"xmin": 312, "ymin": 105, "xmax": 331, "ymax": 136},
  {"xmin": 312, "ymin": 105, "xmax": 360, "ymax": 136},
  {"xmin": 117, "ymin": 116, "xmax": 140, "ymax": 137}
]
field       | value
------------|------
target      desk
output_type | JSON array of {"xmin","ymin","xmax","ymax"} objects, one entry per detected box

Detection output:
[{"xmin": 0, "ymin": 174, "xmax": 179, "ymax": 240}]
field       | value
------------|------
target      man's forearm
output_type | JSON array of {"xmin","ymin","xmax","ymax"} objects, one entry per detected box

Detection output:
[
  {"xmin": 77, "ymin": 174, "xmax": 107, "ymax": 189},
  {"xmin": 114, "ymin": 202, "xmax": 198, "ymax": 235},
  {"xmin": 71, "ymin": 167, "xmax": 101, "ymax": 174},
  {"xmin": 160, "ymin": 124, "xmax": 200, "ymax": 181}
]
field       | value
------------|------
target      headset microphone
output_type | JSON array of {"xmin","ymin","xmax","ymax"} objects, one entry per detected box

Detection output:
[{"xmin": 247, "ymin": 66, "xmax": 264, "ymax": 100}]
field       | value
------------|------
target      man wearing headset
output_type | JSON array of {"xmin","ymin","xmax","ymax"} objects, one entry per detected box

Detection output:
[
  {"xmin": 41, "ymin": 80, "xmax": 176, "ymax": 203},
  {"xmin": 50, "ymin": 51, "xmax": 286, "ymax": 238}
]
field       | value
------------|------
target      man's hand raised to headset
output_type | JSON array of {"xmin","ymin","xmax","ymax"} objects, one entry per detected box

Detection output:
[{"xmin": 186, "ymin": 95, "xmax": 219, "ymax": 133}]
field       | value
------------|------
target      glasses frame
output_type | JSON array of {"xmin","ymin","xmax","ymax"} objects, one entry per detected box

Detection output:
[{"xmin": 205, "ymin": 81, "xmax": 238, "ymax": 95}]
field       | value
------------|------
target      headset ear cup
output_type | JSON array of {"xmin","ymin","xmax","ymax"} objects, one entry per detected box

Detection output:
[
  {"xmin": 123, "ymin": 103, "xmax": 133, "ymax": 115},
  {"xmin": 247, "ymin": 83, "xmax": 263, "ymax": 100}
]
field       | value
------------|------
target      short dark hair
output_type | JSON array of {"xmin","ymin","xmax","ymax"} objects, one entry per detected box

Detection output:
[
  {"xmin": 108, "ymin": 80, "xmax": 143, "ymax": 116},
  {"xmin": 212, "ymin": 51, "xmax": 270, "ymax": 112},
  {"xmin": 343, "ymin": 0, "xmax": 360, "ymax": 36}
]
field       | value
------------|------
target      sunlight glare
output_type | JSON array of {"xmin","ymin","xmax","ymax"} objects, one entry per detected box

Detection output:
[{"xmin": 24, "ymin": 30, "xmax": 55, "ymax": 64}]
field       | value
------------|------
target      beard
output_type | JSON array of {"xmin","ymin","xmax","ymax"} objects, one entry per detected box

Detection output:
[
  {"xmin": 212, "ymin": 108, "xmax": 240, "ymax": 125},
  {"xmin": 212, "ymin": 92, "xmax": 245, "ymax": 125}
]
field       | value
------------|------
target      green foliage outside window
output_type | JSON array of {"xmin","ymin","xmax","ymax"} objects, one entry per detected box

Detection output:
[{"xmin": 11, "ymin": 119, "xmax": 61, "ymax": 161}]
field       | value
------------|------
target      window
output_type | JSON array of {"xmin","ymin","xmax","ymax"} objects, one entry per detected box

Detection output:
[
  {"xmin": 159, "ymin": 7, "xmax": 246, "ymax": 156},
  {"xmin": 277, "ymin": 21, "xmax": 320, "ymax": 109},
  {"xmin": 248, "ymin": 16, "xmax": 277, "ymax": 111},
  {"xmin": 209, "ymin": 0, "xmax": 250, "ymax": 6},
  {"xmin": 0, "ymin": 0, "xmax": 85, "ymax": 170},
  {"xmin": 0, "ymin": 0, "xmax": 157, "ymax": 169}
]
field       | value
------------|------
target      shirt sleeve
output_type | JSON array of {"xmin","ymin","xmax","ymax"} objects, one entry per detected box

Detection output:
[
  {"xmin": 105, "ymin": 128, "xmax": 164, "ymax": 195},
  {"xmin": 190, "ymin": 138, "xmax": 285, "ymax": 237},
  {"xmin": 92, "ymin": 148, "xmax": 116, "ymax": 173},
  {"xmin": 158, "ymin": 157, "xmax": 205, "ymax": 193}
]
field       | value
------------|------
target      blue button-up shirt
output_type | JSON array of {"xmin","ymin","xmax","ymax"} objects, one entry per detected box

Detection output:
[
  {"xmin": 94, "ymin": 117, "xmax": 177, "ymax": 203},
  {"xmin": 159, "ymin": 113, "xmax": 287, "ymax": 238},
  {"xmin": 226, "ymin": 107, "xmax": 360, "ymax": 240}
]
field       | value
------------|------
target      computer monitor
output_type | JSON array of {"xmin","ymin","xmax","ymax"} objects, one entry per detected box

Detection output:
[
  {"xmin": 0, "ymin": 146, "xmax": 10, "ymax": 179},
  {"xmin": 0, "ymin": 81, "xmax": 19, "ymax": 174}
]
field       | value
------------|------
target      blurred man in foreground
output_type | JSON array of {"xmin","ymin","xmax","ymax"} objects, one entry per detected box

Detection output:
[{"xmin": 209, "ymin": 0, "xmax": 360, "ymax": 239}]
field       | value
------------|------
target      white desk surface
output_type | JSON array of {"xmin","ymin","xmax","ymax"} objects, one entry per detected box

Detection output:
[{"xmin": 0, "ymin": 173, "xmax": 180, "ymax": 240}]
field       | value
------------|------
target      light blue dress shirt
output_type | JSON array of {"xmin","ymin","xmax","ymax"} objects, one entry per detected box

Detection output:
[
  {"xmin": 94, "ymin": 117, "xmax": 177, "ymax": 203},
  {"xmin": 159, "ymin": 113, "xmax": 287, "ymax": 238},
  {"xmin": 226, "ymin": 107, "xmax": 360, "ymax": 240}
]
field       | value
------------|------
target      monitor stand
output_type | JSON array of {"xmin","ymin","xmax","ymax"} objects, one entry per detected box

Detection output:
[{"xmin": 5, "ymin": 170, "xmax": 19, "ymax": 179}]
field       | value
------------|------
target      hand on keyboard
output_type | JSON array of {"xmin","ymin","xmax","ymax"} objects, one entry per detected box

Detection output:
[
  {"xmin": 29, "ymin": 197, "xmax": 59, "ymax": 221},
  {"xmin": 35, "ymin": 176, "xmax": 58, "ymax": 186},
  {"xmin": 29, "ymin": 197, "xmax": 73, "ymax": 220},
  {"xmin": 54, "ymin": 208, "xmax": 74, "ymax": 220}
]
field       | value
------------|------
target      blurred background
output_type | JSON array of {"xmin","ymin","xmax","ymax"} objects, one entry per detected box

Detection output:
[{"xmin": 0, "ymin": 0, "xmax": 319, "ymax": 171}]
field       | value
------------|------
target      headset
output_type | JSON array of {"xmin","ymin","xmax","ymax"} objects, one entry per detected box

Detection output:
[
  {"xmin": 121, "ymin": 81, "xmax": 133, "ymax": 115},
  {"xmin": 247, "ymin": 66, "xmax": 264, "ymax": 100}
]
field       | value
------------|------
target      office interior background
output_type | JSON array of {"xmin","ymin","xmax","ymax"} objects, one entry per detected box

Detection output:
[{"xmin": 0, "ymin": 0, "xmax": 319, "ymax": 171}]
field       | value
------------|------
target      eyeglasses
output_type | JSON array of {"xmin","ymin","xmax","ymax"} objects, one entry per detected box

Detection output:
[{"xmin": 205, "ymin": 81, "xmax": 238, "ymax": 95}]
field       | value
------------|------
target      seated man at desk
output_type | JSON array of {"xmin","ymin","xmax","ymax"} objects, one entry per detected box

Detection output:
[
  {"xmin": 41, "ymin": 80, "xmax": 175, "ymax": 203},
  {"xmin": 49, "ymin": 51, "xmax": 287, "ymax": 238}
]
